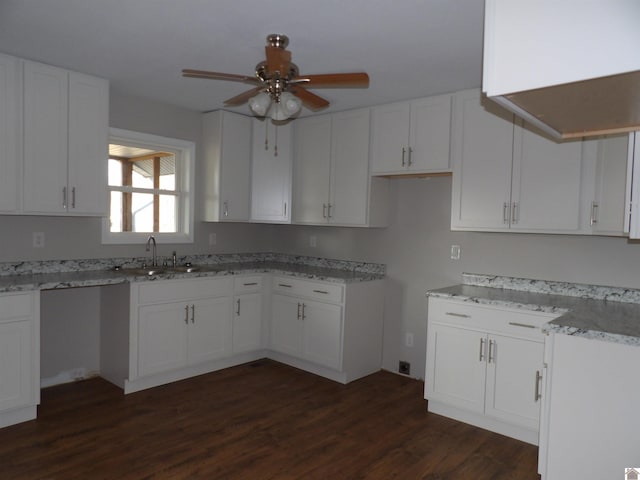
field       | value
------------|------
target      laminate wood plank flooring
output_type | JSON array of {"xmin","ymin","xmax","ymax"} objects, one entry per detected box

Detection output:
[{"xmin": 0, "ymin": 360, "xmax": 539, "ymax": 479}]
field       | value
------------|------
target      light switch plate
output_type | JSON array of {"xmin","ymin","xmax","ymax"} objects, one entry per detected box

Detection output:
[{"xmin": 450, "ymin": 244, "xmax": 461, "ymax": 260}]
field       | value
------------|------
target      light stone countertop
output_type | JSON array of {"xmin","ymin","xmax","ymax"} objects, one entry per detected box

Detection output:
[
  {"xmin": 427, "ymin": 274, "xmax": 640, "ymax": 347},
  {"xmin": 0, "ymin": 258, "xmax": 385, "ymax": 294}
]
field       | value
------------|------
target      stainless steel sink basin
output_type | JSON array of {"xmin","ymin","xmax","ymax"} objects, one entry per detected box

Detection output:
[
  {"xmin": 123, "ymin": 268, "xmax": 167, "ymax": 276},
  {"xmin": 169, "ymin": 265, "xmax": 201, "ymax": 273}
]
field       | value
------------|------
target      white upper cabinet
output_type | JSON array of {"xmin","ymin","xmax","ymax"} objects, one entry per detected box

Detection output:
[
  {"xmin": 451, "ymin": 89, "xmax": 514, "ymax": 230},
  {"xmin": 67, "ymin": 72, "xmax": 109, "ymax": 216},
  {"xmin": 202, "ymin": 111, "xmax": 252, "ymax": 222},
  {"xmin": 510, "ymin": 121, "xmax": 584, "ymax": 232},
  {"xmin": 23, "ymin": 60, "xmax": 108, "ymax": 216},
  {"xmin": 292, "ymin": 115, "xmax": 332, "ymax": 224},
  {"xmin": 452, "ymin": 89, "xmax": 586, "ymax": 233},
  {"xmin": 293, "ymin": 108, "xmax": 385, "ymax": 227},
  {"xmin": 581, "ymin": 134, "xmax": 630, "ymax": 236},
  {"xmin": 371, "ymin": 94, "xmax": 452, "ymax": 175},
  {"xmin": 251, "ymin": 118, "xmax": 292, "ymax": 223},
  {"xmin": 0, "ymin": 54, "xmax": 21, "ymax": 213}
]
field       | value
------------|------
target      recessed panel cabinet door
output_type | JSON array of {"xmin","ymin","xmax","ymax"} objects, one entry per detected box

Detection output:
[
  {"xmin": 370, "ymin": 101, "xmax": 410, "ymax": 174},
  {"xmin": 0, "ymin": 54, "xmax": 20, "ymax": 213},
  {"xmin": 450, "ymin": 90, "xmax": 514, "ymax": 230},
  {"xmin": 232, "ymin": 293, "xmax": 263, "ymax": 354},
  {"xmin": 484, "ymin": 334, "xmax": 543, "ymax": 430},
  {"xmin": 511, "ymin": 122, "xmax": 583, "ymax": 232},
  {"xmin": 270, "ymin": 294, "xmax": 303, "ymax": 357},
  {"xmin": 302, "ymin": 300, "xmax": 342, "ymax": 370},
  {"xmin": 0, "ymin": 320, "xmax": 33, "ymax": 412},
  {"xmin": 188, "ymin": 297, "xmax": 233, "ymax": 365},
  {"xmin": 68, "ymin": 72, "xmax": 109, "ymax": 216},
  {"xmin": 425, "ymin": 323, "xmax": 487, "ymax": 414},
  {"xmin": 251, "ymin": 118, "xmax": 292, "ymax": 223},
  {"xmin": 292, "ymin": 115, "xmax": 331, "ymax": 224},
  {"xmin": 329, "ymin": 108, "xmax": 371, "ymax": 225},
  {"xmin": 23, "ymin": 61, "xmax": 69, "ymax": 214},
  {"xmin": 138, "ymin": 303, "xmax": 189, "ymax": 377}
]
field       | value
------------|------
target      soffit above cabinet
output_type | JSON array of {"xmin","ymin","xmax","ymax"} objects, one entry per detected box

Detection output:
[{"xmin": 483, "ymin": 0, "xmax": 640, "ymax": 140}]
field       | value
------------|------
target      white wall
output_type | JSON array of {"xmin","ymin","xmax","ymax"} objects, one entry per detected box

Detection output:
[{"xmin": 270, "ymin": 176, "xmax": 640, "ymax": 380}]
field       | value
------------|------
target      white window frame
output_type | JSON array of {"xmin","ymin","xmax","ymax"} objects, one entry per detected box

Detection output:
[{"xmin": 102, "ymin": 128, "xmax": 195, "ymax": 244}]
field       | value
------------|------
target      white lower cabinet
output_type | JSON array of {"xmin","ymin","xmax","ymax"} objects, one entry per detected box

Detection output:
[
  {"xmin": 108, "ymin": 273, "xmax": 383, "ymax": 393},
  {"xmin": 425, "ymin": 297, "xmax": 556, "ymax": 444},
  {"xmin": 269, "ymin": 275, "xmax": 384, "ymax": 384},
  {"xmin": 135, "ymin": 280, "xmax": 233, "ymax": 378},
  {"xmin": 0, "ymin": 292, "xmax": 39, "ymax": 428},
  {"xmin": 232, "ymin": 276, "xmax": 264, "ymax": 354}
]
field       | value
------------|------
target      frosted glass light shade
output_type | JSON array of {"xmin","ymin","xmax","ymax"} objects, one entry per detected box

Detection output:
[
  {"xmin": 248, "ymin": 92, "xmax": 271, "ymax": 116},
  {"xmin": 280, "ymin": 92, "xmax": 302, "ymax": 116}
]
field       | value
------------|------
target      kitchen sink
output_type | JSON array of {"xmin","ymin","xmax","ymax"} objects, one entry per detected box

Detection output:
[
  {"xmin": 169, "ymin": 265, "xmax": 201, "ymax": 273},
  {"xmin": 122, "ymin": 267, "xmax": 167, "ymax": 276}
]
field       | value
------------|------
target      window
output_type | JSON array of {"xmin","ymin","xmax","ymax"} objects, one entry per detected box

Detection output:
[{"xmin": 102, "ymin": 128, "xmax": 195, "ymax": 244}]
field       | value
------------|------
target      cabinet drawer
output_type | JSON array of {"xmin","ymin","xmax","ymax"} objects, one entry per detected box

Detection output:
[
  {"xmin": 429, "ymin": 297, "xmax": 556, "ymax": 339},
  {"xmin": 138, "ymin": 277, "xmax": 233, "ymax": 305},
  {"xmin": 234, "ymin": 275, "xmax": 263, "ymax": 294},
  {"xmin": 272, "ymin": 276, "xmax": 344, "ymax": 304},
  {"xmin": 0, "ymin": 293, "xmax": 34, "ymax": 322}
]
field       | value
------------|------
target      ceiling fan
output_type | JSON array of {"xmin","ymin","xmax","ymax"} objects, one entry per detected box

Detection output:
[{"xmin": 182, "ymin": 34, "xmax": 369, "ymax": 120}]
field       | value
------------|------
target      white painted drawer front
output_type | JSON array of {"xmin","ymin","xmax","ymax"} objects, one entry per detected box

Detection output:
[
  {"xmin": 0, "ymin": 293, "xmax": 34, "ymax": 322},
  {"xmin": 429, "ymin": 297, "xmax": 555, "ymax": 340},
  {"xmin": 138, "ymin": 277, "xmax": 233, "ymax": 305},
  {"xmin": 272, "ymin": 276, "xmax": 343, "ymax": 304},
  {"xmin": 233, "ymin": 275, "xmax": 263, "ymax": 294}
]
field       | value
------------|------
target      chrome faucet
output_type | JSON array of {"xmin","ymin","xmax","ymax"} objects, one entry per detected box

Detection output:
[{"xmin": 145, "ymin": 235, "xmax": 158, "ymax": 267}]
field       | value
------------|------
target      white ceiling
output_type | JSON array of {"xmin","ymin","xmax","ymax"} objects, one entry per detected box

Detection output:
[{"xmin": 0, "ymin": 0, "xmax": 485, "ymax": 116}]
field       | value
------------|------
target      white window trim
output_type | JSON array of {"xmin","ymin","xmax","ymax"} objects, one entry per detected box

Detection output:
[{"xmin": 102, "ymin": 128, "xmax": 195, "ymax": 244}]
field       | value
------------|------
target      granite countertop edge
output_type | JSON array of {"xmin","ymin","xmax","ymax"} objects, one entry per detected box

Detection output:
[
  {"xmin": 427, "ymin": 277, "xmax": 640, "ymax": 347},
  {"xmin": 0, "ymin": 261, "xmax": 385, "ymax": 294}
]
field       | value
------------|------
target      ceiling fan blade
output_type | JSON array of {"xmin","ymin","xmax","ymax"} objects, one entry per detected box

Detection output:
[
  {"xmin": 265, "ymin": 46, "xmax": 292, "ymax": 76},
  {"xmin": 182, "ymin": 69, "xmax": 260, "ymax": 85},
  {"xmin": 290, "ymin": 86, "xmax": 330, "ymax": 110},
  {"xmin": 224, "ymin": 86, "xmax": 265, "ymax": 106},
  {"xmin": 291, "ymin": 72, "xmax": 369, "ymax": 88}
]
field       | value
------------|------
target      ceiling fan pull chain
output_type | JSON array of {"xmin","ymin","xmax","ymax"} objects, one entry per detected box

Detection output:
[
  {"xmin": 264, "ymin": 121, "xmax": 269, "ymax": 151},
  {"xmin": 274, "ymin": 124, "xmax": 278, "ymax": 157}
]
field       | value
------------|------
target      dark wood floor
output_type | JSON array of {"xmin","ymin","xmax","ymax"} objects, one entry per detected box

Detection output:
[{"xmin": 0, "ymin": 360, "xmax": 539, "ymax": 479}]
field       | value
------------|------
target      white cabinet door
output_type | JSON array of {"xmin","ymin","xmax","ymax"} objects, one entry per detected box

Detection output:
[
  {"xmin": 484, "ymin": 334, "xmax": 543, "ymax": 430},
  {"xmin": 0, "ymin": 320, "xmax": 33, "ymax": 412},
  {"xmin": 203, "ymin": 111, "xmax": 252, "ymax": 222},
  {"xmin": 138, "ymin": 302, "xmax": 189, "ymax": 377},
  {"xmin": 302, "ymin": 300, "xmax": 342, "ymax": 370},
  {"xmin": 68, "ymin": 72, "xmax": 109, "ymax": 216},
  {"xmin": 329, "ymin": 108, "xmax": 371, "ymax": 225},
  {"xmin": 292, "ymin": 115, "xmax": 331, "ymax": 224},
  {"xmin": 188, "ymin": 297, "xmax": 233, "ymax": 365},
  {"xmin": 219, "ymin": 112, "xmax": 252, "ymax": 221},
  {"xmin": 409, "ymin": 94, "xmax": 452, "ymax": 173},
  {"xmin": 0, "ymin": 54, "xmax": 21, "ymax": 213},
  {"xmin": 425, "ymin": 323, "xmax": 487, "ymax": 414},
  {"xmin": 23, "ymin": 61, "xmax": 69, "ymax": 214},
  {"xmin": 251, "ymin": 118, "xmax": 292, "ymax": 223},
  {"xmin": 451, "ymin": 89, "xmax": 514, "ymax": 230},
  {"xmin": 270, "ymin": 294, "xmax": 303, "ymax": 357},
  {"xmin": 591, "ymin": 134, "xmax": 629, "ymax": 235},
  {"xmin": 511, "ymin": 122, "xmax": 583, "ymax": 232},
  {"xmin": 370, "ymin": 101, "xmax": 410, "ymax": 174},
  {"xmin": 232, "ymin": 292, "xmax": 263, "ymax": 354}
]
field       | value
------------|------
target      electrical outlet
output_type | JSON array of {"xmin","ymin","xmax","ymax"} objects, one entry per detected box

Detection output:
[
  {"xmin": 309, "ymin": 235, "xmax": 317, "ymax": 248},
  {"xmin": 450, "ymin": 244, "xmax": 461, "ymax": 260},
  {"xmin": 399, "ymin": 361, "xmax": 411, "ymax": 375},
  {"xmin": 405, "ymin": 332, "xmax": 414, "ymax": 347},
  {"xmin": 33, "ymin": 232, "xmax": 45, "ymax": 248},
  {"xmin": 209, "ymin": 233, "xmax": 217, "ymax": 246}
]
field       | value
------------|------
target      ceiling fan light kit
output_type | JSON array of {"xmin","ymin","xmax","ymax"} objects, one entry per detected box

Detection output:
[{"xmin": 183, "ymin": 34, "xmax": 369, "ymax": 122}]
